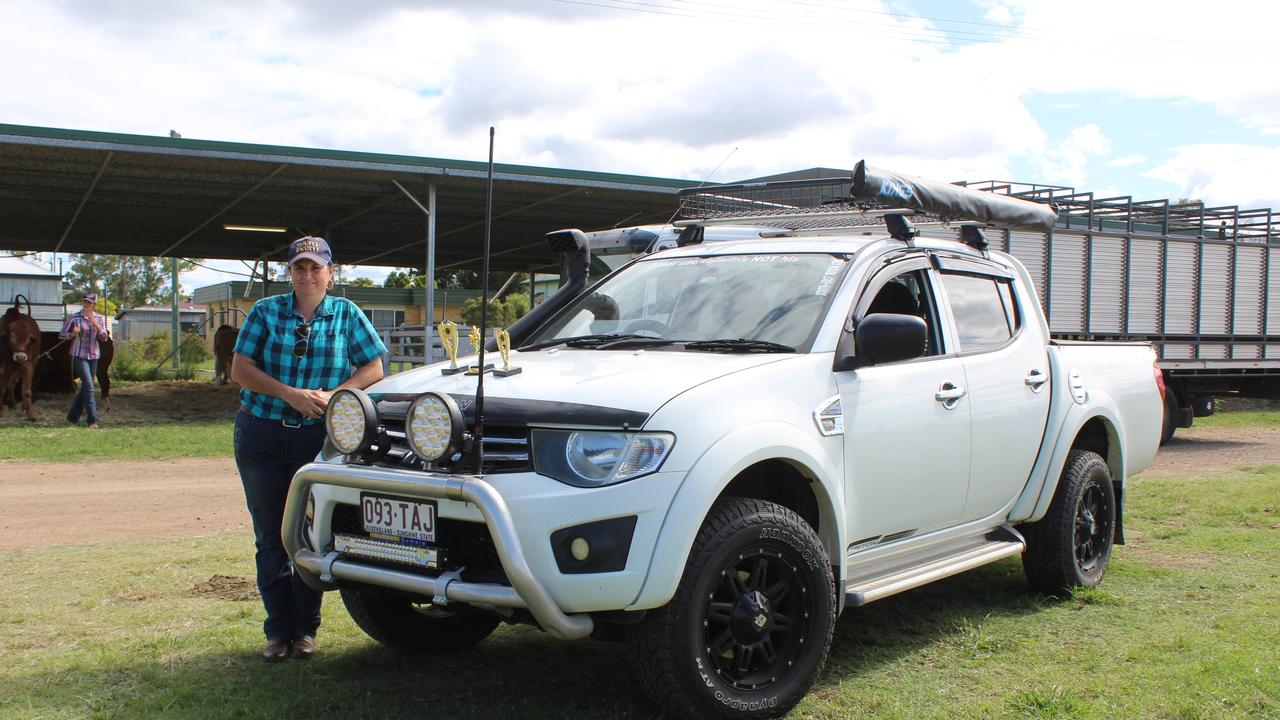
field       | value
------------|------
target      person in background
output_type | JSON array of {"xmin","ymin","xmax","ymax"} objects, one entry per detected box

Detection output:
[
  {"xmin": 230, "ymin": 236, "xmax": 387, "ymax": 663},
  {"xmin": 59, "ymin": 291, "xmax": 109, "ymax": 429}
]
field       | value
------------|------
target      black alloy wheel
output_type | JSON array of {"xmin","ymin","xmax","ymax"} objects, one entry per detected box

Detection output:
[
  {"xmin": 702, "ymin": 547, "xmax": 812, "ymax": 691},
  {"xmin": 1074, "ymin": 477, "xmax": 1112, "ymax": 575},
  {"xmin": 628, "ymin": 497, "xmax": 836, "ymax": 719},
  {"xmin": 1020, "ymin": 449, "xmax": 1116, "ymax": 594}
]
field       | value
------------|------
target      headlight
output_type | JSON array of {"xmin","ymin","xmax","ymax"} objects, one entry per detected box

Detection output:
[
  {"xmin": 325, "ymin": 388, "xmax": 377, "ymax": 455},
  {"xmin": 532, "ymin": 429, "xmax": 674, "ymax": 488},
  {"xmin": 405, "ymin": 392, "xmax": 464, "ymax": 462}
]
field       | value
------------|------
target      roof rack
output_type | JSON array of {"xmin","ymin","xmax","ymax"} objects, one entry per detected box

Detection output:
[{"xmin": 677, "ymin": 161, "xmax": 1058, "ymax": 249}]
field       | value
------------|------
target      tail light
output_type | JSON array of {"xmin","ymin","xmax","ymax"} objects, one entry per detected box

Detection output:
[{"xmin": 1153, "ymin": 363, "xmax": 1167, "ymax": 404}]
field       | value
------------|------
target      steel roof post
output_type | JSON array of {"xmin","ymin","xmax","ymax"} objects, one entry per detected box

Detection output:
[
  {"xmin": 392, "ymin": 178, "xmax": 436, "ymax": 364},
  {"xmin": 171, "ymin": 257, "xmax": 180, "ymax": 371},
  {"xmin": 427, "ymin": 182, "xmax": 437, "ymax": 363}
]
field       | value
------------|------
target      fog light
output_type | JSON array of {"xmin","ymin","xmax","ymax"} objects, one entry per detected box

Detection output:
[
  {"xmin": 305, "ymin": 491, "xmax": 316, "ymax": 525},
  {"xmin": 570, "ymin": 537, "xmax": 590, "ymax": 562}
]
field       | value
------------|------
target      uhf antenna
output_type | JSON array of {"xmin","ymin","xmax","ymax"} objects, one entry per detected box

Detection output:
[{"xmin": 471, "ymin": 126, "xmax": 496, "ymax": 474}]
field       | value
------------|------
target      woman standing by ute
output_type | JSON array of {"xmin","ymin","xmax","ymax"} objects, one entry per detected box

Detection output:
[{"xmin": 231, "ymin": 236, "xmax": 387, "ymax": 663}]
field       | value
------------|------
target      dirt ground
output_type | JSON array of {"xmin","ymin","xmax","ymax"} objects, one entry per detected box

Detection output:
[
  {"xmin": 0, "ymin": 380, "xmax": 1277, "ymax": 550},
  {"xmin": 0, "ymin": 379, "xmax": 241, "ymax": 427},
  {"xmin": 0, "ymin": 456, "xmax": 245, "ymax": 549}
]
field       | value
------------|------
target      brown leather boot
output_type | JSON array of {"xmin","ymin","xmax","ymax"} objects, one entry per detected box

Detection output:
[
  {"xmin": 261, "ymin": 637, "xmax": 290, "ymax": 663},
  {"xmin": 290, "ymin": 635, "xmax": 317, "ymax": 660}
]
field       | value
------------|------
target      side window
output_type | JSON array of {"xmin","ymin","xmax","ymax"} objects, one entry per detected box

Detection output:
[
  {"xmin": 940, "ymin": 273, "xmax": 1015, "ymax": 352},
  {"xmin": 996, "ymin": 280, "xmax": 1020, "ymax": 333},
  {"xmin": 862, "ymin": 269, "xmax": 942, "ymax": 357}
]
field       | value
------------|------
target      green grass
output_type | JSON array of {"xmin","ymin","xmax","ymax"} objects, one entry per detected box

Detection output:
[
  {"xmin": 0, "ymin": 421, "xmax": 232, "ymax": 462},
  {"xmin": 1195, "ymin": 410, "xmax": 1280, "ymax": 429},
  {"xmin": 1, "ymin": 418, "xmax": 1277, "ymax": 718}
]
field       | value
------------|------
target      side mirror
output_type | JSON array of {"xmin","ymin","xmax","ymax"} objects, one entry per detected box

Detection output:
[{"xmin": 849, "ymin": 313, "xmax": 927, "ymax": 367}]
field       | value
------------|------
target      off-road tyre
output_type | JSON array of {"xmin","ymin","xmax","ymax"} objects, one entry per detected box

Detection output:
[
  {"xmin": 340, "ymin": 587, "xmax": 500, "ymax": 654},
  {"xmin": 1159, "ymin": 389, "xmax": 1178, "ymax": 446},
  {"xmin": 1020, "ymin": 450, "xmax": 1116, "ymax": 595},
  {"xmin": 628, "ymin": 497, "xmax": 837, "ymax": 719}
]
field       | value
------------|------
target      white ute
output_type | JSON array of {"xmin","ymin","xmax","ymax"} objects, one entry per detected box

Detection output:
[{"xmin": 283, "ymin": 163, "xmax": 1163, "ymax": 719}]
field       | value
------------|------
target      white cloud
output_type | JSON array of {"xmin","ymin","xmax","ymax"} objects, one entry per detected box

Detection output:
[
  {"xmin": 1107, "ymin": 154, "xmax": 1147, "ymax": 167},
  {"xmin": 1145, "ymin": 144, "xmax": 1280, "ymax": 210},
  {"xmin": 1032, "ymin": 123, "xmax": 1111, "ymax": 187}
]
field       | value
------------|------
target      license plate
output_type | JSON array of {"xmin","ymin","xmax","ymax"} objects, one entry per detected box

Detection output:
[{"xmin": 360, "ymin": 493, "xmax": 437, "ymax": 544}]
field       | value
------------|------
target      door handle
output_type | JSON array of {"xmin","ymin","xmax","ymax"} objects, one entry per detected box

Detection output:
[
  {"xmin": 935, "ymin": 382, "xmax": 966, "ymax": 410},
  {"xmin": 1024, "ymin": 368, "xmax": 1048, "ymax": 393}
]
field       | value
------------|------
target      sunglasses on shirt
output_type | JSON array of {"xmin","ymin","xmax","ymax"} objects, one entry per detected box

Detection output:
[{"xmin": 293, "ymin": 321, "xmax": 311, "ymax": 358}]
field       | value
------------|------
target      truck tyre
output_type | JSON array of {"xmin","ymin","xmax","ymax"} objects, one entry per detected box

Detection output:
[
  {"xmin": 340, "ymin": 587, "xmax": 500, "ymax": 654},
  {"xmin": 1159, "ymin": 389, "xmax": 1177, "ymax": 446},
  {"xmin": 628, "ymin": 497, "xmax": 836, "ymax": 719},
  {"xmin": 1020, "ymin": 450, "xmax": 1115, "ymax": 595}
]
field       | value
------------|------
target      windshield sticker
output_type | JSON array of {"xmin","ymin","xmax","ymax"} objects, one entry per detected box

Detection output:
[
  {"xmin": 814, "ymin": 258, "xmax": 845, "ymax": 296},
  {"xmin": 664, "ymin": 255, "xmax": 802, "ymax": 267}
]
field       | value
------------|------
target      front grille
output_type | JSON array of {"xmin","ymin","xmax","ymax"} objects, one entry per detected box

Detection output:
[
  {"xmin": 375, "ymin": 415, "xmax": 531, "ymax": 474},
  {"xmin": 330, "ymin": 504, "xmax": 507, "ymax": 584}
]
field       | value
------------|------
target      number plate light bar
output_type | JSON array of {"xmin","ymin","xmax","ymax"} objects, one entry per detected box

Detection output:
[{"xmin": 333, "ymin": 533, "xmax": 442, "ymax": 570}]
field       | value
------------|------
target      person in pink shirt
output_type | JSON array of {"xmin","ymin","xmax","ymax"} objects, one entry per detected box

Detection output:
[{"xmin": 59, "ymin": 291, "xmax": 110, "ymax": 428}]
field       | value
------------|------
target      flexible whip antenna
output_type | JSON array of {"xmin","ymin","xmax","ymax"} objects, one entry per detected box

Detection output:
[{"xmin": 472, "ymin": 127, "xmax": 495, "ymax": 474}]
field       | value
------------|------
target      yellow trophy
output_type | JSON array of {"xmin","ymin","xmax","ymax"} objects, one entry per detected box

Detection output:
[
  {"xmin": 465, "ymin": 324, "xmax": 494, "ymax": 375},
  {"xmin": 438, "ymin": 321, "xmax": 465, "ymax": 375},
  {"xmin": 494, "ymin": 328, "xmax": 522, "ymax": 377}
]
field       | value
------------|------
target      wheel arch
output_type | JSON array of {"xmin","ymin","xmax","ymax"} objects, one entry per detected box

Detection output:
[
  {"xmin": 626, "ymin": 422, "xmax": 844, "ymax": 612},
  {"xmin": 1020, "ymin": 402, "xmax": 1128, "ymax": 536}
]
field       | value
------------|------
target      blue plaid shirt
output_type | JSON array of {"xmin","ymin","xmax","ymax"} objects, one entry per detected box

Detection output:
[{"xmin": 234, "ymin": 292, "xmax": 386, "ymax": 424}]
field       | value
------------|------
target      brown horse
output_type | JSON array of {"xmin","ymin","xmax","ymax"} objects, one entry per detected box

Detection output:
[
  {"xmin": 213, "ymin": 324, "xmax": 239, "ymax": 385},
  {"xmin": 0, "ymin": 296, "xmax": 42, "ymax": 421}
]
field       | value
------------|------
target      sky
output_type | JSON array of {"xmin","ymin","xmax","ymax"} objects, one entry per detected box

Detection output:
[{"xmin": 3, "ymin": 0, "xmax": 1279, "ymax": 293}]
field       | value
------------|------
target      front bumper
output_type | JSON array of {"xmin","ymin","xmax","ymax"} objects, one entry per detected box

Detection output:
[{"xmin": 287, "ymin": 461, "xmax": 687, "ymax": 640}]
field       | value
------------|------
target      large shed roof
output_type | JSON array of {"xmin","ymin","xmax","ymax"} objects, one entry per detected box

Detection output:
[{"xmin": 0, "ymin": 124, "xmax": 700, "ymax": 272}]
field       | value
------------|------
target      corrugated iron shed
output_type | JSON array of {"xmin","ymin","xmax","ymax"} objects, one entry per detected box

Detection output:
[{"xmin": 0, "ymin": 123, "xmax": 699, "ymax": 272}]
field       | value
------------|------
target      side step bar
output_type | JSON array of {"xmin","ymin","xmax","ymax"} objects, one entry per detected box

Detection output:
[{"xmin": 845, "ymin": 526, "xmax": 1025, "ymax": 607}]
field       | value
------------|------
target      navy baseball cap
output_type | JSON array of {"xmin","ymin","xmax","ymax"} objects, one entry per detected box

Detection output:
[
  {"xmin": 288, "ymin": 236, "xmax": 333, "ymax": 266},
  {"xmin": 82, "ymin": 292, "xmax": 98, "ymax": 303}
]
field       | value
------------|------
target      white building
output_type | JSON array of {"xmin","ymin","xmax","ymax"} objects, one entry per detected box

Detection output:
[{"xmin": 0, "ymin": 254, "xmax": 65, "ymax": 331}]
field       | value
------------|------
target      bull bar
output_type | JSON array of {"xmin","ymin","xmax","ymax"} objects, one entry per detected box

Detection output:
[{"xmin": 282, "ymin": 462, "xmax": 594, "ymax": 640}]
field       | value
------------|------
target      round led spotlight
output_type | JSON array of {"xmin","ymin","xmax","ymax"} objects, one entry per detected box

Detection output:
[
  {"xmin": 406, "ymin": 391, "xmax": 464, "ymax": 462},
  {"xmin": 325, "ymin": 388, "xmax": 377, "ymax": 456}
]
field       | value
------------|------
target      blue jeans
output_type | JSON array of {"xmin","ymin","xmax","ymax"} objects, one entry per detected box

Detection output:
[
  {"xmin": 66, "ymin": 357, "xmax": 98, "ymax": 425},
  {"xmin": 233, "ymin": 409, "xmax": 325, "ymax": 641}
]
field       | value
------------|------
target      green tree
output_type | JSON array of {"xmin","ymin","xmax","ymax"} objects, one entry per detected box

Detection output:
[
  {"xmin": 461, "ymin": 298, "xmax": 514, "ymax": 328},
  {"xmin": 347, "ymin": 277, "xmax": 376, "ymax": 287},
  {"xmin": 440, "ymin": 269, "xmax": 481, "ymax": 290},
  {"xmin": 504, "ymin": 292, "xmax": 530, "ymax": 320},
  {"xmin": 64, "ymin": 254, "xmax": 197, "ymax": 309},
  {"xmin": 459, "ymin": 294, "xmax": 529, "ymax": 328},
  {"xmin": 384, "ymin": 269, "xmax": 427, "ymax": 288}
]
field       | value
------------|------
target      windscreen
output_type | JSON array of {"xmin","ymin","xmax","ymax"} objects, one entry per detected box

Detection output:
[{"xmin": 525, "ymin": 253, "xmax": 849, "ymax": 350}]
